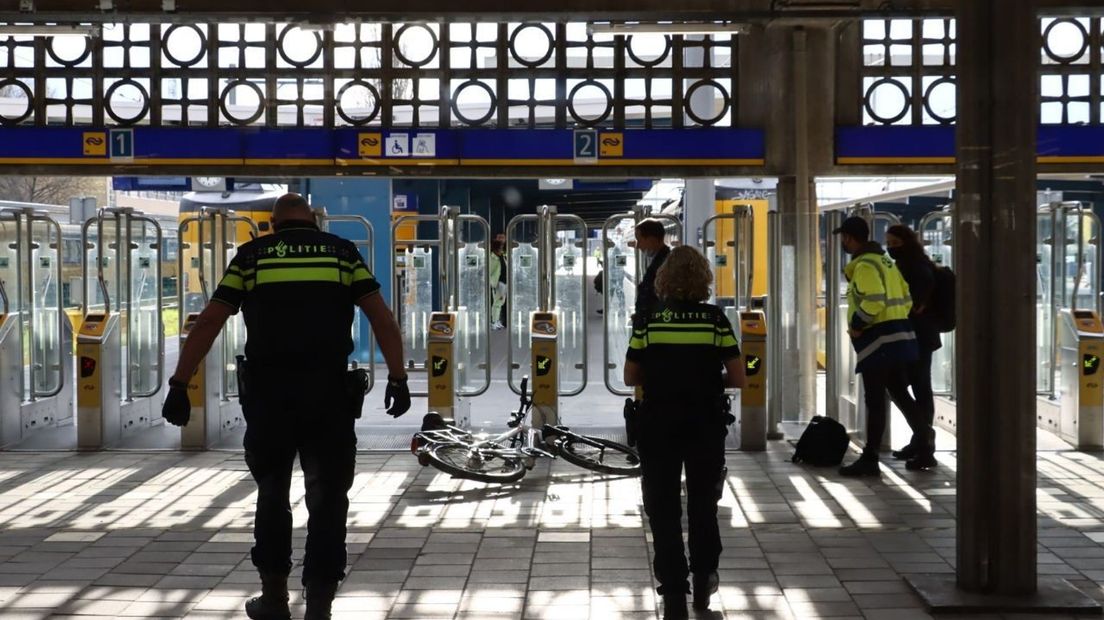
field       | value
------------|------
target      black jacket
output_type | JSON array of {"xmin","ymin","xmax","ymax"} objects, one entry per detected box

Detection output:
[
  {"xmin": 892, "ymin": 250, "xmax": 942, "ymax": 353},
  {"xmin": 635, "ymin": 245, "xmax": 670, "ymax": 317}
]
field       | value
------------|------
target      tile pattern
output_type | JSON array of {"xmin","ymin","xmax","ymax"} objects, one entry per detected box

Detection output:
[{"xmin": 0, "ymin": 445, "xmax": 1101, "ymax": 619}]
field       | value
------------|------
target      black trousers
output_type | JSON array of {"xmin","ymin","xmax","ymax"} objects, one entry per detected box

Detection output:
[
  {"xmin": 861, "ymin": 360, "xmax": 925, "ymax": 458},
  {"xmin": 637, "ymin": 408, "xmax": 727, "ymax": 595},
  {"xmin": 242, "ymin": 365, "xmax": 356, "ymax": 586},
  {"xmin": 906, "ymin": 347, "xmax": 937, "ymax": 455}
]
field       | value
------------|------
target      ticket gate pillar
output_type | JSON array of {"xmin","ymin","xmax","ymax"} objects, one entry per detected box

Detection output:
[
  {"xmin": 76, "ymin": 313, "xmax": 122, "ymax": 450},
  {"xmin": 530, "ymin": 311, "xmax": 559, "ymax": 428},
  {"xmin": 427, "ymin": 312, "xmax": 468, "ymax": 427},
  {"xmin": 179, "ymin": 313, "xmax": 247, "ymax": 449},
  {"xmin": 739, "ymin": 311, "xmax": 767, "ymax": 451},
  {"xmin": 1058, "ymin": 309, "xmax": 1104, "ymax": 450},
  {"xmin": 0, "ymin": 207, "xmax": 73, "ymax": 449}
]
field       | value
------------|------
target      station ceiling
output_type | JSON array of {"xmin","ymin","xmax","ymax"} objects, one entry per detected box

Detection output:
[{"xmin": 2, "ymin": 0, "xmax": 1097, "ymax": 22}]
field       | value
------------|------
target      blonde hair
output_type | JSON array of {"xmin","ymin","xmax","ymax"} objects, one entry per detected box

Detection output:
[{"xmin": 655, "ymin": 245, "xmax": 712, "ymax": 302}]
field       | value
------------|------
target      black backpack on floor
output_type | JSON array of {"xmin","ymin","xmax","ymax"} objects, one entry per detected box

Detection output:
[{"xmin": 791, "ymin": 416, "xmax": 849, "ymax": 466}]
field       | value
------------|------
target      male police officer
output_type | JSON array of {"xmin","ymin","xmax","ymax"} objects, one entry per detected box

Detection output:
[
  {"xmin": 633, "ymin": 218, "xmax": 671, "ymax": 317},
  {"xmin": 834, "ymin": 216, "xmax": 919, "ymax": 477},
  {"xmin": 161, "ymin": 193, "xmax": 410, "ymax": 620}
]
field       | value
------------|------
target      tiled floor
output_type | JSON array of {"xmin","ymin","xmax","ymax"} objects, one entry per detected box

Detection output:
[{"xmin": 0, "ymin": 443, "xmax": 1102, "ymax": 619}]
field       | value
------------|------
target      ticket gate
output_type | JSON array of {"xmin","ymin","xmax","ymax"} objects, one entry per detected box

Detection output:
[
  {"xmin": 601, "ymin": 207, "xmax": 682, "ymax": 395},
  {"xmin": 702, "ymin": 204, "xmax": 766, "ymax": 449},
  {"xmin": 1038, "ymin": 202, "xmax": 1103, "ymax": 400},
  {"xmin": 76, "ymin": 208, "xmax": 166, "ymax": 450},
  {"xmin": 824, "ymin": 204, "xmax": 901, "ymax": 443},
  {"xmin": 392, "ymin": 206, "xmax": 491, "ymax": 425},
  {"xmin": 1057, "ymin": 309, "xmax": 1104, "ymax": 450},
  {"xmin": 506, "ymin": 206, "xmax": 588, "ymax": 426},
  {"xmin": 1037, "ymin": 202, "xmax": 1103, "ymax": 444},
  {"xmin": 0, "ymin": 207, "xmax": 74, "ymax": 449},
  {"xmin": 178, "ymin": 207, "xmax": 258, "ymax": 449}
]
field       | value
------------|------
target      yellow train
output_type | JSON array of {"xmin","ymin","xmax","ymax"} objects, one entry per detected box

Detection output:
[{"xmin": 177, "ymin": 189, "xmax": 278, "ymax": 315}]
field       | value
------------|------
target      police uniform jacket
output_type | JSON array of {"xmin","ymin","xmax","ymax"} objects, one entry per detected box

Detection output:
[
  {"xmin": 210, "ymin": 220, "xmax": 380, "ymax": 369},
  {"xmin": 626, "ymin": 300, "xmax": 741, "ymax": 410}
]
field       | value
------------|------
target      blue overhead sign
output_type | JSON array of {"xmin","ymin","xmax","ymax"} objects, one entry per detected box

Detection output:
[
  {"xmin": 0, "ymin": 126, "xmax": 767, "ymax": 168},
  {"xmin": 837, "ymin": 125, "xmax": 1104, "ymax": 165}
]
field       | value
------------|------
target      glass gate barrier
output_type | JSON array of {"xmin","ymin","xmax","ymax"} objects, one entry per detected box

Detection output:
[
  {"xmin": 0, "ymin": 207, "xmax": 69, "ymax": 449},
  {"xmin": 178, "ymin": 207, "xmax": 256, "ymax": 401},
  {"xmin": 703, "ymin": 204, "xmax": 754, "ymax": 326},
  {"xmin": 83, "ymin": 208, "xmax": 165, "ymax": 436},
  {"xmin": 317, "ymin": 211, "xmax": 376, "ymax": 392},
  {"xmin": 601, "ymin": 209, "xmax": 682, "ymax": 395},
  {"xmin": 1039, "ymin": 202, "xmax": 1104, "ymax": 398},
  {"xmin": 505, "ymin": 209, "xmax": 588, "ymax": 395},
  {"xmin": 391, "ymin": 207, "xmax": 491, "ymax": 398},
  {"xmin": 919, "ymin": 208, "xmax": 954, "ymax": 396}
]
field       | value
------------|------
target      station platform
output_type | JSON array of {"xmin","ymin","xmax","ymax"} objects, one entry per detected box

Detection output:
[{"xmin": 0, "ymin": 439, "xmax": 1100, "ymax": 620}]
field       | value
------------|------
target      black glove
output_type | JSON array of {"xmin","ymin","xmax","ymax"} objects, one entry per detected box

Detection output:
[
  {"xmin": 162, "ymin": 378, "xmax": 191, "ymax": 427},
  {"xmin": 385, "ymin": 375, "xmax": 411, "ymax": 418}
]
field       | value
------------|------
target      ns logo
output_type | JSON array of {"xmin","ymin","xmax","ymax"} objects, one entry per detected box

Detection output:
[
  {"xmin": 84, "ymin": 136, "xmax": 104, "ymax": 146},
  {"xmin": 360, "ymin": 136, "xmax": 380, "ymax": 147},
  {"xmin": 601, "ymin": 137, "xmax": 621, "ymax": 147}
]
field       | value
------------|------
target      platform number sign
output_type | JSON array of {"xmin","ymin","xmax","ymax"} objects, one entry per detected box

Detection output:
[
  {"xmin": 573, "ymin": 129, "xmax": 598, "ymax": 164},
  {"xmin": 109, "ymin": 128, "xmax": 134, "ymax": 161}
]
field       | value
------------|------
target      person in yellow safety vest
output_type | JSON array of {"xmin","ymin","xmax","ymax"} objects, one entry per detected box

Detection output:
[{"xmin": 833, "ymin": 216, "xmax": 921, "ymax": 477}]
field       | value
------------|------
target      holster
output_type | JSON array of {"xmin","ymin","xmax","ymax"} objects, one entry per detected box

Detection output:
[
  {"xmin": 718, "ymin": 394, "xmax": 736, "ymax": 426},
  {"xmin": 623, "ymin": 398, "xmax": 640, "ymax": 447},
  {"xmin": 344, "ymin": 366, "xmax": 370, "ymax": 419},
  {"xmin": 235, "ymin": 355, "xmax": 250, "ymax": 406}
]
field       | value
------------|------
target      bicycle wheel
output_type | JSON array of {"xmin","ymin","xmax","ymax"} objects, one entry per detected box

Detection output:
[
  {"xmin": 426, "ymin": 443, "xmax": 526, "ymax": 484},
  {"xmin": 556, "ymin": 435, "xmax": 641, "ymax": 476}
]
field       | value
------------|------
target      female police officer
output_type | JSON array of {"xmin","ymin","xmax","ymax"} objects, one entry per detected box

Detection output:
[{"xmin": 624, "ymin": 245, "xmax": 746, "ymax": 619}]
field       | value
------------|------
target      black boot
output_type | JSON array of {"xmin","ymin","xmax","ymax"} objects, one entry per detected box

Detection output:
[
  {"xmin": 692, "ymin": 571, "xmax": 719, "ymax": 610},
  {"xmin": 244, "ymin": 573, "xmax": 291, "ymax": 620},
  {"xmin": 839, "ymin": 454, "xmax": 880, "ymax": 477},
  {"xmin": 662, "ymin": 592, "xmax": 689, "ymax": 620},
  {"xmin": 304, "ymin": 581, "xmax": 339, "ymax": 620},
  {"xmin": 891, "ymin": 444, "xmax": 917, "ymax": 460}
]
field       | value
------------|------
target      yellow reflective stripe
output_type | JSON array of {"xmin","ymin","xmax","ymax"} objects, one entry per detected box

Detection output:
[
  {"xmin": 219, "ymin": 273, "xmax": 244, "ymax": 290},
  {"xmin": 717, "ymin": 334, "xmax": 739, "ymax": 348},
  {"xmin": 352, "ymin": 264, "xmax": 374, "ymax": 282},
  {"xmin": 629, "ymin": 335, "xmax": 648, "ymax": 350},
  {"xmin": 254, "ymin": 266, "xmax": 341, "ymax": 284},
  {"xmin": 647, "ymin": 331, "xmax": 716, "ymax": 345},
  {"xmin": 257, "ymin": 256, "xmax": 339, "ymax": 265}
]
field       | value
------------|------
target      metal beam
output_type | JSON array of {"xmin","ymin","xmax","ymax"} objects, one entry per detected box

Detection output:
[{"xmin": 0, "ymin": 0, "xmax": 962, "ymax": 22}]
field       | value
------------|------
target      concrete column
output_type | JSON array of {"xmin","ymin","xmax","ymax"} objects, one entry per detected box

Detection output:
[
  {"xmin": 682, "ymin": 35, "xmax": 715, "ymax": 248},
  {"xmin": 954, "ymin": 0, "xmax": 1038, "ymax": 594},
  {"xmin": 909, "ymin": 0, "xmax": 1092, "ymax": 611}
]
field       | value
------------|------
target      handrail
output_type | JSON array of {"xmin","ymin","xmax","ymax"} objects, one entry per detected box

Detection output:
[
  {"xmin": 320, "ymin": 213, "xmax": 376, "ymax": 393},
  {"xmin": 743, "ymin": 204, "xmax": 755, "ymax": 311},
  {"xmin": 456, "ymin": 212, "xmax": 492, "ymax": 397},
  {"xmin": 176, "ymin": 215, "xmax": 200, "ymax": 332},
  {"xmin": 128, "ymin": 215, "xmax": 164, "ymax": 399},
  {"xmin": 29, "ymin": 212, "xmax": 65, "ymax": 398},
  {"xmin": 601, "ymin": 213, "xmax": 634, "ymax": 396},
  {"xmin": 556, "ymin": 212, "xmax": 589, "ymax": 397},
  {"xmin": 505, "ymin": 213, "xmax": 537, "ymax": 396}
]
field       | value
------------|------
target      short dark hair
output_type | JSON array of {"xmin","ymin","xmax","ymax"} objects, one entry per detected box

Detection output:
[
  {"xmin": 273, "ymin": 193, "xmax": 310, "ymax": 212},
  {"xmin": 635, "ymin": 218, "xmax": 666, "ymax": 240}
]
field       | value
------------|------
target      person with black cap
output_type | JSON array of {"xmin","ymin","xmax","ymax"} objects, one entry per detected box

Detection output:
[{"xmin": 832, "ymin": 215, "xmax": 920, "ymax": 477}]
